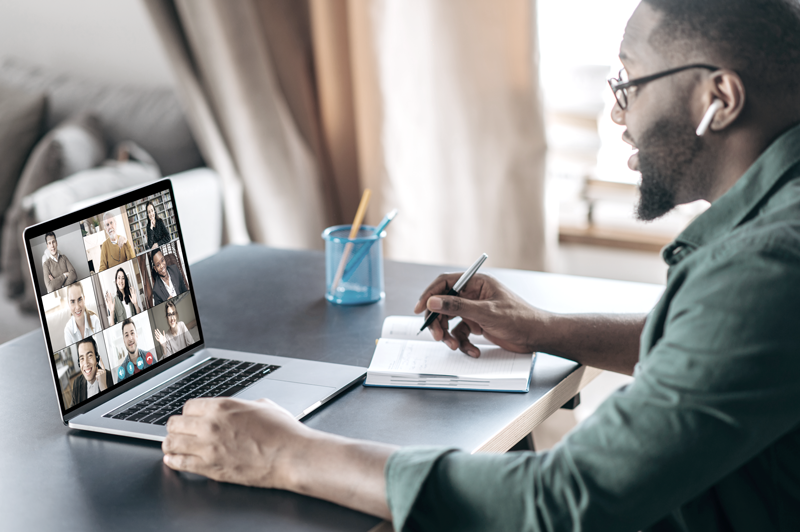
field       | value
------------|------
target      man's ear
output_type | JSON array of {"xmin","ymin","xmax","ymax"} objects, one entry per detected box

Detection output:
[{"xmin": 704, "ymin": 70, "xmax": 746, "ymax": 132}]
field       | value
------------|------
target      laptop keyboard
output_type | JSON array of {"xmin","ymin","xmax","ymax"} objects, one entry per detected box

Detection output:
[{"xmin": 103, "ymin": 358, "xmax": 280, "ymax": 425}]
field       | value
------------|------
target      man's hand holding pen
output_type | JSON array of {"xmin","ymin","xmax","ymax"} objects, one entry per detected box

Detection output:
[{"xmin": 414, "ymin": 273, "xmax": 542, "ymax": 358}]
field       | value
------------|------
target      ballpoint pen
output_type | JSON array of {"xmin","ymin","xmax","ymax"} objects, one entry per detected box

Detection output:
[
  {"xmin": 341, "ymin": 209, "xmax": 398, "ymax": 283},
  {"xmin": 419, "ymin": 253, "xmax": 488, "ymax": 334}
]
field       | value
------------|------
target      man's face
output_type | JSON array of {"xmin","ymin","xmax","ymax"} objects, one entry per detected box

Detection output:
[
  {"xmin": 46, "ymin": 235, "xmax": 58, "ymax": 256},
  {"xmin": 614, "ymin": 3, "xmax": 712, "ymax": 221},
  {"xmin": 78, "ymin": 342, "xmax": 98, "ymax": 382},
  {"xmin": 123, "ymin": 324, "xmax": 138, "ymax": 355},
  {"xmin": 104, "ymin": 217, "xmax": 117, "ymax": 239},
  {"xmin": 153, "ymin": 251, "xmax": 168, "ymax": 279}
]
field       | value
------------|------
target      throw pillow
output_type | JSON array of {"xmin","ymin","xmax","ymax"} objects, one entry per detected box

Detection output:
[
  {"xmin": 1, "ymin": 113, "xmax": 106, "ymax": 299},
  {"xmin": 0, "ymin": 83, "xmax": 46, "ymax": 248},
  {"xmin": 22, "ymin": 141, "xmax": 160, "ymax": 223}
]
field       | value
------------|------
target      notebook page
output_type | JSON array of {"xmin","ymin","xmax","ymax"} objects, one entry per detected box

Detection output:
[
  {"xmin": 370, "ymin": 339, "xmax": 532, "ymax": 378},
  {"xmin": 381, "ymin": 315, "xmax": 488, "ymax": 344}
]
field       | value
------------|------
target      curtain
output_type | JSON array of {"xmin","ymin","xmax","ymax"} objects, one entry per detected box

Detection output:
[
  {"xmin": 144, "ymin": 0, "xmax": 550, "ymax": 270},
  {"xmin": 350, "ymin": 0, "xmax": 549, "ymax": 270},
  {"xmin": 144, "ymin": 0, "xmax": 342, "ymax": 249}
]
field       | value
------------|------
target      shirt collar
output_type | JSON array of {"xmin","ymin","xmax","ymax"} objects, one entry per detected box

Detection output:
[{"xmin": 662, "ymin": 122, "xmax": 800, "ymax": 265}]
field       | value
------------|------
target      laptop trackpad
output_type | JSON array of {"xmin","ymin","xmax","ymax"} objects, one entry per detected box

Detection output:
[{"xmin": 235, "ymin": 379, "xmax": 336, "ymax": 417}]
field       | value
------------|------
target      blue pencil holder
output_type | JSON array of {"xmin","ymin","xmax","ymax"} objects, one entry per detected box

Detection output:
[{"xmin": 322, "ymin": 225, "xmax": 385, "ymax": 305}]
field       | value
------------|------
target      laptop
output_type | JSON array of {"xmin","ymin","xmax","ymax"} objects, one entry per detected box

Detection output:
[{"xmin": 24, "ymin": 179, "xmax": 366, "ymax": 441}]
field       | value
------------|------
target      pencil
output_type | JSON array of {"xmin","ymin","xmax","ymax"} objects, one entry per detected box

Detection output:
[{"xmin": 330, "ymin": 189, "xmax": 372, "ymax": 294}]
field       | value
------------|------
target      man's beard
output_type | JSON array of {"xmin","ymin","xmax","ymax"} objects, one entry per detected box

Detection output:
[{"xmin": 634, "ymin": 115, "xmax": 706, "ymax": 221}]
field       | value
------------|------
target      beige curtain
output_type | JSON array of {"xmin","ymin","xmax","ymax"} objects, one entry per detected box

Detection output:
[
  {"xmin": 144, "ymin": 0, "xmax": 550, "ymax": 269},
  {"xmin": 350, "ymin": 0, "xmax": 549, "ymax": 270},
  {"xmin": 144, "ymin": 0, "xmax": 346, "ymax": 249}
]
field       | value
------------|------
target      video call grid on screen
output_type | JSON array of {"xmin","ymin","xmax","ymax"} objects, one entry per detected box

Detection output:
[{"xmin": 25, "ymin": 181, "xmax": 204, "ymax": 415}]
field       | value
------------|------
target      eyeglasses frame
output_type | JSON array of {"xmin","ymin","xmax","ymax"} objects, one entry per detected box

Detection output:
[{"xmin": 608, "ymin": 63, "xmax": 720, "ymax": 110}]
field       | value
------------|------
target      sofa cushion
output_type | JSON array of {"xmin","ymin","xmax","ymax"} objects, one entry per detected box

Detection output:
[
  {"xmin": 0, "ymin": 83, "xmax": 46, "ymax": 245},
  {"xmin": 0, "ymin": 58, "xmax": 204, "ymax": 176},
  {"xmin": 1, "ymin": 113, "xmax": 106, "ymax": 299}
]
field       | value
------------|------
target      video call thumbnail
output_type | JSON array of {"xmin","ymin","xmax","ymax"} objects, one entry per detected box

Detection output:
[
  {"xmin": 38, "ymin": 186, "xmax": 201, "ymax": 413},
  {"xmin": 149, "ymin": 292, "xmax": 198, "ymax": 361},
  {"xmin": 137, "ymin": 239, "xmax": 190, "ymax": 308}
]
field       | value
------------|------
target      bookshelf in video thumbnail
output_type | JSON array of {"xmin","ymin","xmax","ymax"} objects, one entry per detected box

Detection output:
[{"xmin": 126, "ymin": 195, "xmax": 178, "ymax": 252}]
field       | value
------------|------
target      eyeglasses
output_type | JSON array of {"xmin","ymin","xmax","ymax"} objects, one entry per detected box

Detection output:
[
  {"xmin": 608, "ymin": 64, "xmax": 720, "ymax": 110},
  {"xmin": 167, "ymin": 312, "xmax": 176, "ymax": 318}
]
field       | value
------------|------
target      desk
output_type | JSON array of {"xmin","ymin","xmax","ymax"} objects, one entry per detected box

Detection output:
[{"xmin": 0, "ymin": 245, "xmax": 663, "ymax": 531}]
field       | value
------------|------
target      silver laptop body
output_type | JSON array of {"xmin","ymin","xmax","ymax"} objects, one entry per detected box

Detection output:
[{"xmin": 24, "ymin": 179, "xmax": 365, "ymax": 442}]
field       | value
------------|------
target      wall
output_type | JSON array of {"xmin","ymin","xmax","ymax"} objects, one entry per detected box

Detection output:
[{"xmin": 0, "ymin": 0, "xmax": 173, "ymax": 88}]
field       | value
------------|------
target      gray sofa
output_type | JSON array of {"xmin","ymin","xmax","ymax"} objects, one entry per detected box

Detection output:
[{"xmin": 0, "ymin": 58, "xmax": 221, "ymax": 312}]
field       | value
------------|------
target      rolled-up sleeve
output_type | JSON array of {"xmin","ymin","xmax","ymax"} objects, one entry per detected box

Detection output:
[{"xmin": 385, "ymin": 240, "xmax": 800, "ymax": 532}]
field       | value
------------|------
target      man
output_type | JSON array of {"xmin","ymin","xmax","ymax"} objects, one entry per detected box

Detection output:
[
  {"xmin": 98, "ymin": 212, "xmax": 134, "ymax": 272},
  {"xmin": 150, "ymin": 248, "xmax": 188, "ymax": 306},
  {"xmin": 117, "ymin": 318, "xmax": 158, "ymax": 382},
  {"xmin": 69, "ymin": 337, "xmax": 112, "ymax": 408},
  {"xmin": 42, "ymin": 232, "xmax": 77, "ymax": 293},
  {"xmin": 161, "ymin": 1, "xmax": 800, "ymax": 530}
]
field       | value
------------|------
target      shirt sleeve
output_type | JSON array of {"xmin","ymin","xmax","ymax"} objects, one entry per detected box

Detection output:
[
  {"xmin": 64, "ymin": 256, "xmax": 77, "ymax": 285},
  {"xmin": 386, "ymin": 241, "xmax": 800, "ymax": 532}
]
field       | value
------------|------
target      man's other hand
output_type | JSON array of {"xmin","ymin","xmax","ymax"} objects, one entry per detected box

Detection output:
[
  {"xmin": 162, "ymin": 397, "xmax": 311, "ymax": 489},
  {"xmin": 414, "ymin": 273, "xmax": 541, "ymax": 357}
]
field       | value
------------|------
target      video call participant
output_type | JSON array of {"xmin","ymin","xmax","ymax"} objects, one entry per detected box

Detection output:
[
  {"xmin": 98, "ymin": 211, "xmax": 135, "ymax": 272},
  {"xmin": 116, "ymin": 318, "xmax": 158, "ymax": 382},
  {"xmin": 42, "ymin": 232, "xmax": 77, "ymax": 293},
  {"xmin": 69, "ymin": 337, "xmax": 112, "ymax": 408},
  {"xmin": 105, "ymin": 268, "xmax": 140, "ymax": 325},
  {"xmin": 64, "ymin": 282, "xmax": 102, "ymax": 346},
  {"xmin": 150, "ymin": 248, "xmax": 188, "ymax": 306},
  {"xmin": 154, "ymin": 300, "xmax": 194, "ymax": 357},
  {"xmin": 145, "ymin": 201, "xmax": 171, "ymax": 250}
]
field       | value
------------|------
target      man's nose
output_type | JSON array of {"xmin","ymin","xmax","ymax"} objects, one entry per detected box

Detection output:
[{"xmin": 611, "ymin": 100, "xmax": 625, "ymax": 125}]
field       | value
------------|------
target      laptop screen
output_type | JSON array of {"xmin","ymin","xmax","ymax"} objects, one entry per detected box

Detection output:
[{"xmin": 25, "ymin": 181, "xmax": 204, "ymax": 415}]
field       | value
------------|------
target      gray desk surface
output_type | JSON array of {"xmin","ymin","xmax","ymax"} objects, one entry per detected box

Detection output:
[{"xmin": 0, "ymin": 245, "xmax": 663, "ymax": 532}]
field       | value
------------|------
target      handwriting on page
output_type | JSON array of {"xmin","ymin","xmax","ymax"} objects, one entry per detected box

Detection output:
[{"xmin": 378, "ymin": 340, "xmax": 519, "ymax": 376}]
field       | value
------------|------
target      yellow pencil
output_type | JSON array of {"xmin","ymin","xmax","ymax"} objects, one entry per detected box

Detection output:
[{"xmin": 330, "ymin": 189, "xmax": 371, "ymax": 294}]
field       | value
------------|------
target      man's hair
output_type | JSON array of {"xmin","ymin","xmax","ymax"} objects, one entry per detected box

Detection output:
[
  {"xmin": 121, "ymin": 318, "xmax": 136, "ymax": 334},
  {"xmin": 644, "ymin": 0, "xmax": 800, "ymax": 95},
  {"xmin": 45, "ymin": 231, "xmax": 56, "ymax": 243},
  {"xmin": 103, "ymin": 212, "xmax": 116, "ymax": 224},
  {"xmin": 76, "ymin": 337, "xmax": 98, "ymax": 360}
]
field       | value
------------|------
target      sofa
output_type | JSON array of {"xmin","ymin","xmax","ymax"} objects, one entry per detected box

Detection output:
[{"xmin": 0, "ymin": 58, "xmax": 222, "ymax": 312}]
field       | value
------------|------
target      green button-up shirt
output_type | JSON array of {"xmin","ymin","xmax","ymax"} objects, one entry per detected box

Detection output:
[{"xmin": 385, "ymin": 122, "xmax": 800, "ymax": 532}]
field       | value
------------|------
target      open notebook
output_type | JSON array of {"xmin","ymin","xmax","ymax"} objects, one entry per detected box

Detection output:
[{"xmin": 365, "ymin": 316, "xmax": 535, "ymax": 392}]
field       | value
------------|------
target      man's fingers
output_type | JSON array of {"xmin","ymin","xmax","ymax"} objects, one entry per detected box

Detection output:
[
  {"xmin": 452, "ymin": 322, "xmax": 480, "ymax": 357},
  {"xmin": 163, "ymin": 452, "xmax": 207, "ymax": 474},
  {"xmin": 162, "ymin": 432, "xmax": 203, "ymax": 455},
  {"xmin": 166, "ymin": 414, "xmax": 208, "ymax": 436},
  {"xmin": 181, "ymin": 397, "xmax": 224, "ymax": 416}
]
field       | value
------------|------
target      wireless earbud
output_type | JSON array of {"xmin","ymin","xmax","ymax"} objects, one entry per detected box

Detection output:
[{"xmin": 696, "ymin": 99, "xmax": 724, "ymax": 136}]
